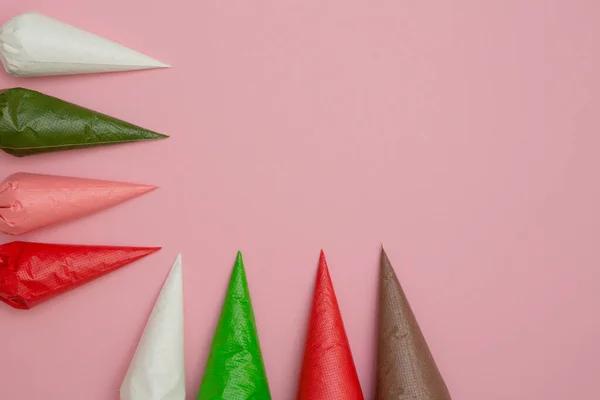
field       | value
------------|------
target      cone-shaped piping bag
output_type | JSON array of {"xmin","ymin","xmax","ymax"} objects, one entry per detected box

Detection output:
[
  {"xmin": 0, "ymin": 87, "xmax": 168, "ymax": 157},
  {"xmin": 376, "ymin": 248, "xmax": 452, "ymax": 400},
  {"xmin": 0, "ymin": 11, "xmax": 169, "ymax": 77},
  {"xmin": 0, "ymin": 241, "xmax": 160, "ymax": 309},
  {"xmin": 297, "ymin": 250, "xmax": 364, "ymax": 400},
  {"xmin": 120, "ymin": 254, "xmax": 185, "ymax": 400},
  {"xmin": 0, "ymin": 172, "xmax": 156, "ymax": 236},
  {"xmin": 197, "ymin": 251, "xmax": 271, "ymax": 399}
]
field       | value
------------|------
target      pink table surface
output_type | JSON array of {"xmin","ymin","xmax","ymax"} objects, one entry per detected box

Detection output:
[{"xmin": 1, "ymin": 1, "xmax": 600, "ymax": 399}]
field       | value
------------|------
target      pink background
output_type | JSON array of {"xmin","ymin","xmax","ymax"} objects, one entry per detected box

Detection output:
[{"xmin": 1, "ymin": 1, "xmax": 599, "ymax": 399}]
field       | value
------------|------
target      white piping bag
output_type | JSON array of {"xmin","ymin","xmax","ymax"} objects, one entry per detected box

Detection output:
[
  {"xmin": 120, "ymin": 254, "xmax": 186, "ymax": 400},
  {"xmin": 0, "ymin": 11, "xmax": 169, "ymax": 77}
]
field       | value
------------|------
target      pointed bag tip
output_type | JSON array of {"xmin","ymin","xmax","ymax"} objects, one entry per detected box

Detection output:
[
  {"xmin": 232, "ymin": 250, "xmax": 249, "ymax": 278},
  {"xmin": 318, "ymin": 250, "xmax": 328, "ymax": 270},
  {"xmin": 316, "ymin": 251, "xmax": 332, "ymax": 285},
  {"xmin": 133, "ymin": 184, "xmax": 158, "ymax": 195},
  {"xmin": 169, "ymin": 253, "xmax": 183, "ymax": 275},
  {"xmin": 141, "ymin": 131, "xmax": 169, "ymax": 141},
  {"xmin": 116, "ymin": 245, "xmax": 161, "ymax": 258},
  {"xmin": 118, "ymin": 183, "xmax": 157, "ymax": 199},
  {"xmin": 140, "ymin": 58, "xmax": 171, "ymax": 69},
  {"xmin": 379, "ymin": 247, "xmax": 396, "ymax": 281},
  {"xmin": 319, "ymin": 249, "xmax": 327, "ymax": 264},
  {"xmin": 380, "ymin": 245, "xmax": 390, "ymax": 263},
  {"xmin": 133, "ymin": 246, "xmax": 161, "ymax": 260},
  {"xmin": 380, "ymin": 244, "xmax": 391, "ymax": 270},
  {"xmin": 232, "ymin": 251, "xmax": 246, "ymax": 274}
]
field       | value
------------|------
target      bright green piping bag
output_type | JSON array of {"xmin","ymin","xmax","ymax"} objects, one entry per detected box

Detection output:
[{"xmin": 198, "ymin": 251, "xmax": 271, "ymax": 400}]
